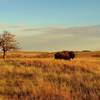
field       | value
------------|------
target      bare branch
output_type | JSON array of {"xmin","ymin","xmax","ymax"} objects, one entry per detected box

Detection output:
[{"xmin": 0, "ymin": 31, "xmax": 20, "ymax": 59}]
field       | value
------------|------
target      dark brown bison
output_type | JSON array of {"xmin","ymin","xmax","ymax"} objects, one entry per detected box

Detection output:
[{"xmin": 54, "ymin": 51, "xmax": 75, "ymax": 60}]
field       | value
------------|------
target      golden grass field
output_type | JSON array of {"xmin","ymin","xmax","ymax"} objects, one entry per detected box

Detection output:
[{"xmin": 0, "ymin": 51, "xmax": 100, "ymax": 100}]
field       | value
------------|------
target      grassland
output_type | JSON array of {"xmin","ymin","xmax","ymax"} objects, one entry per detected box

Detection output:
[{"xmin": 0, "ymin": 51, "xmax": 100, "ymax": 100}]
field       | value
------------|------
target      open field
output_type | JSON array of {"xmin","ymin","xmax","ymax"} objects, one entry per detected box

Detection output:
[{"xmin": 0, "ymin": 51, "xmax": 100, "ymax": 100}]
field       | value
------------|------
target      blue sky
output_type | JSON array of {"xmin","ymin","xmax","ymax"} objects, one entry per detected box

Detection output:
[
  {"xmin": 0, "ymin": 0, "xmax": 100, "ymax": 26},
  {"xmin": 0, "ymin": 0, "xmax": 100, "ymax": 51}
]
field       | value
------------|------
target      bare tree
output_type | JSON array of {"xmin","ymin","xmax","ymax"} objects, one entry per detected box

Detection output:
[{"xmin": 0, "ymin": 31, "xmax": 19, "ymax": 59}]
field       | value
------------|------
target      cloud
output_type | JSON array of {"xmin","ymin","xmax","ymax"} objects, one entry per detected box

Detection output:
[
  {"xmin": 0, "ymin": 23, "xmax": 26, "ymax": 29},
  {"xmin": 20, "ymin": 25, "xmax": 100, "ymax": 37},
  {"xmin": 1, "ymin": 23, "xmax": 100, "ymax": 37},
  {"xmin": 17, "ymin": 25, "xmax": 100, "ymax": 51},
  {"xmin": 0, "ymin": 24, "xmax": 100, "ymax": 50}
]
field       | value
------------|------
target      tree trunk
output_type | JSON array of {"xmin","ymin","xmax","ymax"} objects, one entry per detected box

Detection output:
[{"xmin": 3, "ymin": 50, "xmax": 6, "ymax": 59}]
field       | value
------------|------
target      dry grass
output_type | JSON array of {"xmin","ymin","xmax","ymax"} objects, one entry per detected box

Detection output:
[{"xmin": 0, "ymin": 51, "xmax": 99, "ymax": 100}]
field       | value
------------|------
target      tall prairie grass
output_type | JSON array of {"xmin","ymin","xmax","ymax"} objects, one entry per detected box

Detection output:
[{"xmin": 0, "ymin": 51, "xmax": 99, "ymax": 100}]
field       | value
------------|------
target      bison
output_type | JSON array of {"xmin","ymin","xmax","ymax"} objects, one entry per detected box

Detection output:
[{"xmin": 54, "ymin": 51, "xmax": 75, "ymax": 60}]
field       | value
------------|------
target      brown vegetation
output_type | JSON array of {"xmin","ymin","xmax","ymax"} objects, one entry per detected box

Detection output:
[{"xmin": 0, "ymin": 51, "xmax": 99, "ymax": 100}]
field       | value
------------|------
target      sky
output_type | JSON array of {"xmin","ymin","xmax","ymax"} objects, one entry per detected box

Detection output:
[{"xmin": 0, "ymin": 0, "xmax": 100, "ymax": 51}]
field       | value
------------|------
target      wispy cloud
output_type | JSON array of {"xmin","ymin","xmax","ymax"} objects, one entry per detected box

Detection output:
[
  {"xmin": 0, "ymin": 23, "xmax": 26, "ymax": 29},
  {"xmin": 20, "ymin": 25, "xmax": 100, "ymax": 36},
  {"xmin": 0, "ymin": 24, "xmax": 100, "ymax": 50},
  {"xmin": 17, "ymin": 25, "xmax": 100, "ymax": 51},
  {"xmin": 1, "ymin": 24, "xmax": 100, "ymax": 36}
]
